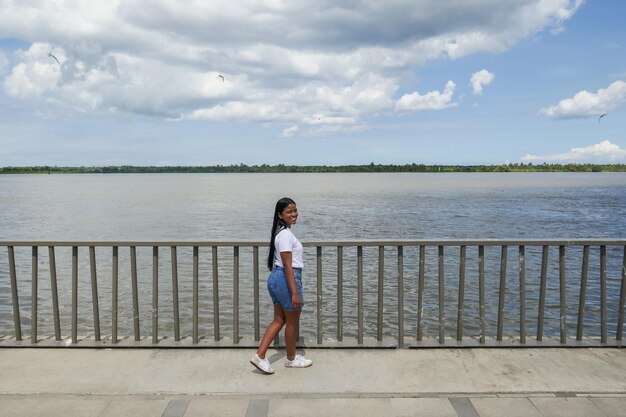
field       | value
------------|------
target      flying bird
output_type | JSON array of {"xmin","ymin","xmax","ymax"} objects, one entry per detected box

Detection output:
[
  {"xmin": 218, "ymin": 74, "xmax": 225, "ymax": 82},
  {"xmin": 48, "ymin": 52, "xmax": 61, "ymax": 65},
  {"xmin": 598, "ymin": 113, "xmax": 607, "ymax": 123}
]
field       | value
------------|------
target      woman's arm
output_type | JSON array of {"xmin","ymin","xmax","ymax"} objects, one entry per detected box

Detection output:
[{"xmin": 280, "ymin": 251, "xmax": 301, "ymax": 310}]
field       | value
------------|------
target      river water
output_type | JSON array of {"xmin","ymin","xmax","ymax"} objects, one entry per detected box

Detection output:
[{"xmin": 1, "ymin": 172, "xmax": 625, "ymax": 342}]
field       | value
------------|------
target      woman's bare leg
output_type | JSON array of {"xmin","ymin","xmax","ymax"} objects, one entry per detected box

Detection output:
[
  {"xmin": 257, "ymin": 304, "xmax": 286, "ymax": 359},
  {"xmin": 284, "ymin": 310, "xmax": 301, "ymax": 360}
]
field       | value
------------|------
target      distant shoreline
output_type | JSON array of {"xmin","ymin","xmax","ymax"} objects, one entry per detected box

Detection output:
[{"xmin": 1, "ymin": 163, "xmax": 626, "ymax": 174}]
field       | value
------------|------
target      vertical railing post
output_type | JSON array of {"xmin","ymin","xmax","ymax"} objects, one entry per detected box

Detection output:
[
  {"xmin": 72, "ymin": 246, "xmax": 78, "ymax": 344},
  {"xmin": 559, "ymin": 245, "xmax": 567, "ymax": 344},
  {"xmin": 233, "ymin": 246, "xmax": 240, "ymax": 344},
  {"xmin": 377, "ymin": 246, "xmax": 384, "ymax": 342},
  {"xmin": 497, "ymin": 245, "xmax": 507, "ymax": 342},
  {"xmin": 152, "ymin": 246, "xmax": 158, "ymax": 344},
  {"xmin": 192, "ymin": 246, "xmax": 199, "ymax": 344},
  {"xmin": 170, "ymin": 246, "xmax": 180, "ymax": 342},
  {"xmin": 89, "ymin": 246, "xmax": 101, "ymax": 341},
  {"xmin": 31, "ymin": 246, "xmax": 38, "ymax": 344},
  {"xmin": 48, "ymin": 246, "xmax": 61, "ymax": 341},
  {"xmin": 417, "ymin": 245, "xmax": 425, "ymax": 342},
  {"xmin": 112, "ymin": 246, "xmax": 118, "ymax": 344},
  {"xmin": 519, "ymin": 245, "xmax": 526, "ymax": 345},
  {"xmin": 600, "ymin": 245, "xmax": 607, "ymax": 344},
  {"xmin": 8, "ymin": 246, "xmax": 22, "ymax": 341},
  {"xmin": 130, "ymin": 246, "xmax": 140, "ymax": 342},
  {"xmin": 317, "ymin": 246, "xmax": 323, "ymax": 345},
  {"xmin": 576, "ymin": 245, "xmax": 589, "ymax": 341},
  {"xmin": 212, "ymin": 246, "xmax": 220, "ymax": 342},
  {"xmin": 617, "ymin": 246, "xmax": 626, "ymax": 341},
  {"xmin": 337, "ymin": 246, "xmax": 343, "ymax": 342},
  {"xmin": 397, "ymin": 245, "xmax": 404, "ymax": 348},
  {"xmin": 253, "ymin": 246, "xmax": 260, "ymax": 342},
  {"xmin": 457, "ymin": 245, "xmax": 466, "ymax": 342},
  {"xmin": 537, "ymin": 246, "xmax": 548, "ymax": 341},
  {"xmin": 438, "ymin": 245, "xmax": 445, "ymax": 344},
  {"xmin": 357, "ymin": 246, "xmax": 363, "ymax": 345},
  {"xmin": 479, "ymin": 245, "xmax": 485, "ymax": 344}
]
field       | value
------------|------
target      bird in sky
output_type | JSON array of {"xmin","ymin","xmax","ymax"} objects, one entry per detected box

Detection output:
[
  {"xmin": 598, "ymin": 113, "xmax": 607, "ymax": 123},
  {"xmin": 218, "ymin": 74, "xmax": 225, "ymax": 82},
  {"xmin": 48, "ymin": 52, "xmax": 61, "ymax": 65}
]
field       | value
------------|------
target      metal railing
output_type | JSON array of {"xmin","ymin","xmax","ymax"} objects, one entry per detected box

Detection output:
[{"xmin": 1, "ymin": 240, "xmax": 625, "ymax": 348}]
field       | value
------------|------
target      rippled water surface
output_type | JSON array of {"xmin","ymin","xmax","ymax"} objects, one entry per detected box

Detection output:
[{"xmin": 2, "ymin": 172, "xmax": 626, "ymax": 241}]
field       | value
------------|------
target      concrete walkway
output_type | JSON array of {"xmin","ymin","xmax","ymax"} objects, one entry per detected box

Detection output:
[{"xmin": 1, "ymin": 347, "xmax": 625, "ymax": 416}]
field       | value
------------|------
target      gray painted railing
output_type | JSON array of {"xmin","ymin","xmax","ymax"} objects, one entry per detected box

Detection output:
[{"xmin": 1, "ymin": 240, "xmax": 625, "ymax": 348}]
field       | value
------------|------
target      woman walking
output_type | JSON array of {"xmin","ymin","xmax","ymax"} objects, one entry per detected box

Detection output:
[{"xmin": 250, "ymin": 197, "xmax": 313, "ymax": 374}]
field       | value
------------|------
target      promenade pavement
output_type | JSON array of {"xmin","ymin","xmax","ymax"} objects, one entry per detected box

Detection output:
[{"xmin": 1, "ymin": 347, "xmax": 625, "ymax": 417}]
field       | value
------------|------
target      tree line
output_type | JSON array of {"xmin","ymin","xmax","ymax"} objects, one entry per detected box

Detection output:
[{"xmin": 1, "ymin": 163, "xmax": 626, "ymax": 174}]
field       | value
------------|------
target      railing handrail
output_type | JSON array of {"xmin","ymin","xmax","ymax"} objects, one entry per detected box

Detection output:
[{"xmin": 2, "ymin": 238, "xmax": 626, "ymax": 247}]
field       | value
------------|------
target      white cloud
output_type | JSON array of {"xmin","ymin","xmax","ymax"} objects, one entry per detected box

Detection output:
[
  {"xmin": 521, "ymin": 140, "xmax": 626, "ymax": 163},
  {"xmin": 539, "ymin": 80, "xmax": 626, "ymax": 119},
  {"xmin": 2, "ymin": 43, "xmax": 61, "ymax": 99},
  {"xmin": 187, "ymin": 101, "xmax": 287, "ymax": 122},
  {"xmin": 395, "ymin": 81, "xmax": 456, "ymax": 112},
  {"xmin": 0, "ymin": 51, "xmax": 9, "ymax": 74},
  {"xmin": 0, "ymin": 0, "xmax": 583, "ymax": 135},
  {"xmin": 470, "ymin": 69, "xmax": 495, "ymax": 96},
  {"xmin": 185, "ymin": 73, "xmax": 396, "ymax": 133},
  {"xmin": 281, "ymin": 125, "xmax": 299, "ymax": 137}
]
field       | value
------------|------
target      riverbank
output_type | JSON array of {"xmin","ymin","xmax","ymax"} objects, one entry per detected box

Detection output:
[{"xmin": 2, "ymin": 163, "xmax": 626, "ymax": 174}]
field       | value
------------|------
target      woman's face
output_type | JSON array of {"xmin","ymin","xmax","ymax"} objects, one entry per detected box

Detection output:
[{"xmin": 278, "ymin": 203, "xmax": 298, "ymax": 227}]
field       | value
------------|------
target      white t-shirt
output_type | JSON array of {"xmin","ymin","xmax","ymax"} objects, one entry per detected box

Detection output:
[{"xmin": 274, "ymin": 228, "xmax": 304, "ymax": 268}]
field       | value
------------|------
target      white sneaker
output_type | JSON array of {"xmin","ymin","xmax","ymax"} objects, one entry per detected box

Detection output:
[
  {"xmin": 284, "ymin": 354, "xmax": 313, "ymax": 368},
  {"xmin": 250, "ymin": 353, "xmax": 274, "ymax": 374}
]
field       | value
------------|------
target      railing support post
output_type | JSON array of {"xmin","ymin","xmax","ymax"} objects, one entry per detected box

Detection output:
[
  {"xmin": 8, "ymin": 246, "xmax": 22, "ymax": 341},
  {"xmin": 89, "ymin": 246, "xmax": 101, "ymax": 341},
  {"xmin": 457, "ymin": 245, "xmax": 466, "ymax": 342},
  {"xmin": 438, "ymin": 245, "xmax": 445, "ymax": 344},
  {"xmin": 600, "ymin": 245, "xmax": 607, "ymax": 344},
  {"xmin": 576, "ymin": 246, "xmax": 589, "ymax": 341},
  {"xmin": 377, "ymin": 246, "xmax": 384, "ymax": 342},
  {"xmin": 233, "ymin": 246, "xmax": 240, "ymax": 344},
  {"xmin": 317, "ymin": 246, "xmax": 323, "ymax": 345},
  {"xmin": 49, "ymin": 246, "xmax": 61, "ymax": 341},
  {"xmin": 192, "ymin": 246, "xmax": 199, "ymax": 344},
  {"xmin": 72, "ymin": 246, "xmax": 79, "ymax": 345},
  {"xmin": 397, "ymin": 246, "xmax": 404, "ymax": 348},
  {"xmin": 519, "ymin": 245, "xmax": 526, "ymax": 345},
  {"xmin": 152, "ymin": 246, "xmax": 158, "ymax": 344},
  {"xmin": 559, "ymin": 245, "xmax": 567, "ymax": 344},
  {"xmin": 337, "ymin": 246, "xmax": 343, "ymax": 342},
  {"xmin": 617, "ymin": 246, "xmax": 626, "ymax": 341},
  {"xmin": 31, "ymin": 246, "xmax": 38, "ymax": 344},
  {"xmin": 417, "ymin": 245, "xmax": 425, "ymax": 342},
  {"xmin": 479, "ymin": 245, "xmax": 485, "ymax": 344},
  {"xmin": 130, "ymin": 246, "xmax": 140, "ymax": 342},
  {"xmin": 112, "ymin": 246, "xmax": 118, "ymax": 344},
  {"xmin": 537, "ymin": 245, "xmax": 548, "ymax": 341},
  {"xmin": 497, "ymin": 245, "xmax": 507, "ymax": 342},
  {"xmin": 357, "ymin": 246, "xmax": 363, "ymax": 345}
]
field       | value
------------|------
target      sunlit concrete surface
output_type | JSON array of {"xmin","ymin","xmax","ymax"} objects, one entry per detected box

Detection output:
[{"xmin": 0, "ymin": 348, "xmax": 625, "ymax": 416}]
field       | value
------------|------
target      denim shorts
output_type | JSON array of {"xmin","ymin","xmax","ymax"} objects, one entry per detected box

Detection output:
[{"xmin": 267, "ymin": 266, "xmax": 304, "ymax": 312}]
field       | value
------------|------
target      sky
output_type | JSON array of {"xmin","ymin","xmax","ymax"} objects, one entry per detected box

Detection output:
[{"xmin": 1, "ymin": 0, "xmax": 626, "ymax": 166}]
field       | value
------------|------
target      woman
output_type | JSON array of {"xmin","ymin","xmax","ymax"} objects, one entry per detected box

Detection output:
[{"xmin": 250, "ymin": 197, "xmax": 313, "ymax": 374}]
